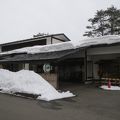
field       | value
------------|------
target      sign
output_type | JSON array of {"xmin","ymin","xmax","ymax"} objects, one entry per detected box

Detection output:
[{"xmin": 43, "ymin": 64, "xmax": 51, "ymax": 72}]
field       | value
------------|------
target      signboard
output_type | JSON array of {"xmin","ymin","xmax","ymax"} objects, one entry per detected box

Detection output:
[{"xmin": 43, "ymin": 64, "xmax": 51, "ymax": 72}]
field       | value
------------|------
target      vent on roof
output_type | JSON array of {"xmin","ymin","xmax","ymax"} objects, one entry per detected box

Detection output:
[{"xmin": 33, "ymin": 33, "xmax": 49, "ymax": 38}]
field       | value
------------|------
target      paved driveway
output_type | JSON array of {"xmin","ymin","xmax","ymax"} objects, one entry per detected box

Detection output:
[{"xmin": 0, "ymin": 85, "xmax": 120, "ymax": 120}]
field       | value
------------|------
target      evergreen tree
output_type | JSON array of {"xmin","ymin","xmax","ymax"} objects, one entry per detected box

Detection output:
[
  {"xmin": 83, "ymin": 6, "xmax": 120, "ymax": 37},
  {"xmin": 105, "ymin": 6, "xmax": 120, "ymax": 35}
]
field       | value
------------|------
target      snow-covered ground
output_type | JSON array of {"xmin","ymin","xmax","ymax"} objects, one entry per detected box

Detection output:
[
  {"xmin": 0, "ymin": 69, "xmax": 75, "ymax": 101},
  {"xmin": 100, "ymin": 85, "xmax": 120, "ymax": 90}
]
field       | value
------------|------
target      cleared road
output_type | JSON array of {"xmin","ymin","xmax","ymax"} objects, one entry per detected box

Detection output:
[{"xmin": 0, "ymin": 85, "xmax": 120, "ymax": 120}]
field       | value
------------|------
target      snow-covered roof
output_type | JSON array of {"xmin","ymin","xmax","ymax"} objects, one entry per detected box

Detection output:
[
  {"xmin": 1, "ymin": 35, "xmax": 120, "ymax": 55},
  {"xmin": 0, "ymin": 41, "xmax": 75, "ymax": 55},
  {"xmin": 76, "ymin": 35, "xmax": 120, "ymax": 48},
  {"xmin": 0, "ymin": 49, "xmax": 78, "ymax": 63}
]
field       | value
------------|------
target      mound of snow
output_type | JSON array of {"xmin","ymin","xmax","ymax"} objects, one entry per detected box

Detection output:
[
  {"xmin": 0, "ymin": 69, "xmax": 75, "ymax": 101},
  {"xmin": 100, "ymin": 85, "xmax": 120, "ymax": 90}
]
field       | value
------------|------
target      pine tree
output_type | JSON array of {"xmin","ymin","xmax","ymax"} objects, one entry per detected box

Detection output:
[
  {"xmin": 105, "ymin": 6, "xmax": 120, "ymax": 35},
  {"xmin": 83, "ymin": 6, "xmax": 120, "ymax": 37}
]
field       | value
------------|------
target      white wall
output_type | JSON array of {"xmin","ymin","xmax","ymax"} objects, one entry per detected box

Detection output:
[
  {"xmin": 52, "ymin": 38, "xmax": 63, "ymax": 44},
  {"xmin": 46, "ymin": 37, "xmax": 63, "ymax": 45}
]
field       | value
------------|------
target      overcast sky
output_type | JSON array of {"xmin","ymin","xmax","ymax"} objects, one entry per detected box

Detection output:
[{"xmin": 0, "ymin": 0, "xmax": 120, "ymax": 43}]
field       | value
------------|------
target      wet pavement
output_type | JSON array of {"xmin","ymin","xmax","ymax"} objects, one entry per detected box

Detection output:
[{"xmin": 0, "ymin": 85, "xmax": 120, "ymax": 120}]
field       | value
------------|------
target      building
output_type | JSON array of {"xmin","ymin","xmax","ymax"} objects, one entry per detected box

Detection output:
[
  {"xmin": 0, "ymin": 33, "xmax": 70, "ymax": 52},
  {"xmin": 0, "ymin": 34, "xmax": 120, "ymax": 88}
]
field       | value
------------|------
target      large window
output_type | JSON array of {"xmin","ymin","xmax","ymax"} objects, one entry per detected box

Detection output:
[
  {"xmin": 3, "ymin": 63, "xmax": 23, "ymax": 72},
  {"xmin": 99, "ymin": 61, "xmax": 120, "ymax": 78}
]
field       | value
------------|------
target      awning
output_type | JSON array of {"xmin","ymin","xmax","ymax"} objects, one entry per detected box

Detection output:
[{"xmin": 0, "ymin": 49, "xmax": 79, "ymax": 63}]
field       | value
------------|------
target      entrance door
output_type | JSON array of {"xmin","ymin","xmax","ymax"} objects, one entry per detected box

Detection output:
[{"xmin": 59, "ymin": 60, "xmax": 83, "ymax": 84}]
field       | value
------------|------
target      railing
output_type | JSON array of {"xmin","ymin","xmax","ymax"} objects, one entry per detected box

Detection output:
[{"xmin": 94, "ymin": 78, "xmax": 120, "ymax": 86}]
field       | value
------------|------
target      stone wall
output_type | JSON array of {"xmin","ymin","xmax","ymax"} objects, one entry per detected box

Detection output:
[{"xmin": 40, "ymin": 73, "xmax": 58, "ymax": 88}]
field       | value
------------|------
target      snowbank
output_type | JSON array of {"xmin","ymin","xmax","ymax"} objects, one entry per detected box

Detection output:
[
  {"xmin": 100, "ymin": 85, "xmax": 120, "ymax": 90},
  {"xmin": 0, "ymin": 69, "xmax": 75, "ymax": 101}
]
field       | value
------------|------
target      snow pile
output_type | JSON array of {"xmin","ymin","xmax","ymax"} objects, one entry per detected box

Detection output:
[
  {"xmin": 100, "ymin": 85, "xmax": 120, "ymax": 90},
  {"xmin": 0, "ymin": 69, "xmax": 75, "ymax": 101}
]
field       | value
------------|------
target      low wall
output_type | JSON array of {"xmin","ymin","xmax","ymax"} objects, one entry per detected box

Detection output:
[
  {"xmin": 0, "ymin": 64, "xmax": 3, "ymax": 68},
  {"xmin": 40, "ymin": 73, "xmax": 58, "ymax": 88}
]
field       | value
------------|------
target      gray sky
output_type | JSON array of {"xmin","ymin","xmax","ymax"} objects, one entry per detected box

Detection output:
[{"xmin": 0, "ymin": 0, "xmax": 120, "ymax": 43}]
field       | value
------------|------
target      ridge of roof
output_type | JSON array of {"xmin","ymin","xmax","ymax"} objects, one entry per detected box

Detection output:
[{"xmin": 0, "ymin": 33, "xmax": 70, "ymax": 46}]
